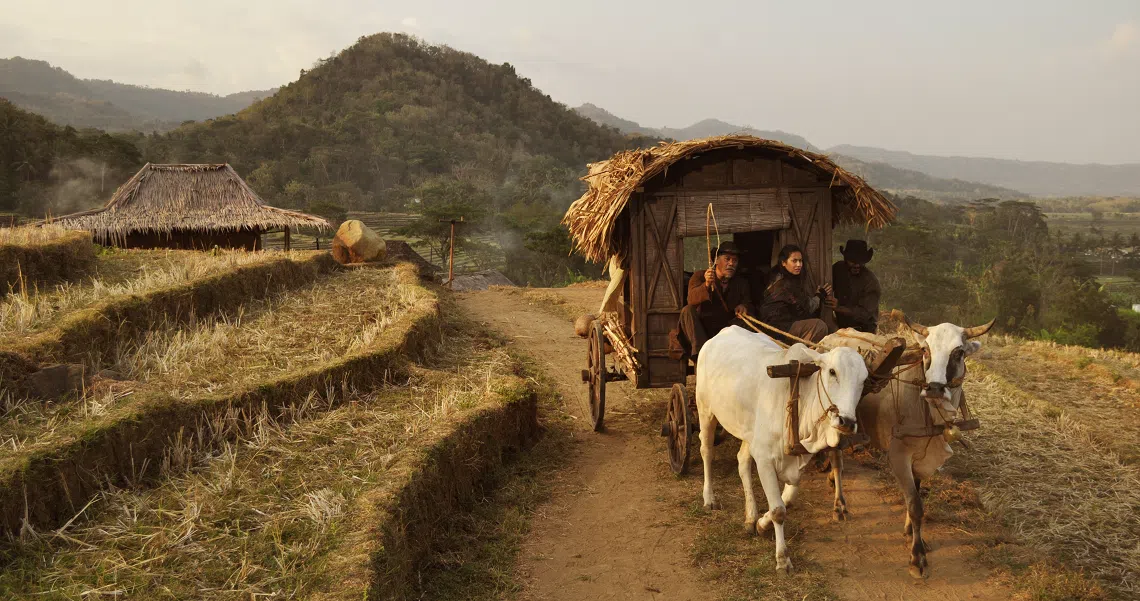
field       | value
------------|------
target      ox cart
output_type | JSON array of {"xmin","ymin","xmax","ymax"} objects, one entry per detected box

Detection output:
[{"xmin": 563, "ymin": 136, "xmax": 898, "ymax": 474}]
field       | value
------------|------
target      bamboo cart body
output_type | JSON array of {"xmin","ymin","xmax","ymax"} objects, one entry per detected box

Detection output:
[{"xmin": 565, "ymin": 137, "xmax": 896, "ymax": 420}]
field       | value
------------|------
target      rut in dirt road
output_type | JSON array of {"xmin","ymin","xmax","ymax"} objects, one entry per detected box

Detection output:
[{"xmin": 457, "ymin": 287, "xmax": 1010, "ymax": 601}]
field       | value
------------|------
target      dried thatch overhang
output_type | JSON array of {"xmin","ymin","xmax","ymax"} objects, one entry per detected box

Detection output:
[
  {"xmin": 49, "ymin": 163, "xmax": 330, "ymax": 244},
  {"xmin": 562, "ymin": 135, "xmax": 898, "ymax": 264}
]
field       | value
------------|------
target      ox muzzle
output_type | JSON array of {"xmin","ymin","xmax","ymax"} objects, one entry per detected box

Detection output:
[{"xmin": 835, "ymin": 414, "xmax": 857, "ymax": 435}]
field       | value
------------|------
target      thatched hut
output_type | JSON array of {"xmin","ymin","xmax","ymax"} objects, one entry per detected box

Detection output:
[
  {"xmin": 50, "ymin": 163, "xmax": 330, "ymax": 250},
  {"xmin": 562, "ymin": 135, "xmax": 896, "ymax": 387}
]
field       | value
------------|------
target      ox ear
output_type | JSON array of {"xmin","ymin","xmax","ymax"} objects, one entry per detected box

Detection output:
[
  {"xmin": 786, "ymin": 343, "xmax": 823, "ymax": 365},
  {"xmin": 963, "ymin": 340, "xmax": 983, "ymax": 356}
]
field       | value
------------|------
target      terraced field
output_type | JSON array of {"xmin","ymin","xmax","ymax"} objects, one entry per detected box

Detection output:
[
  {"xmin": 0, "ymin": 301, "xmax": 536, "ymax": 600},
  {"xmin": 0, "ymin": 246, "xmax": 542, "ymax": 600}
]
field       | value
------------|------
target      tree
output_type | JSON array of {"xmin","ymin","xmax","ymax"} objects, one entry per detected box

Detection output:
[{"xmin": 397, "ymin": 178, "xmax": 490, "ymax": 261}]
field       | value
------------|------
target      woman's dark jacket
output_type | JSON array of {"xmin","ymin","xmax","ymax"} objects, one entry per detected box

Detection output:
[{"xmin": 759, "ymin": 267, "xmax": 819, "ymax": 331}]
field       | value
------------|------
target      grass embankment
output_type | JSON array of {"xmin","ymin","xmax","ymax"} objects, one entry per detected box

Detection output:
[
  {"xmin": 949, "ymin": 338, "xmax": 1140, "ymax": 599},
  {"xmin": 0, "ymin": 304, "xmax": 543, "ymax": 601},
  {"xmin": 0, "ymin": 251, "xmax": 334, "ymax": 396},
  {"xmin": 0, "ymin": 248, "xmax": 285, "ymax": 339},
  {"xmin": 0, "ymin": 260, "xmax": 425, "ymax": 537},
  {"xmin": 0, "ymin": 227, "xmax": 95, "ymax": 297}
]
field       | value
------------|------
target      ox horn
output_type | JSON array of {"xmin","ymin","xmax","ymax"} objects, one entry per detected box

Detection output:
[
  {"xmin": 894, "ymin": 310, "xmax": 928, "ymax": 337},
  {"xmin": 963, "ymin": 317, "xmax": 996, "ymax": 339}
]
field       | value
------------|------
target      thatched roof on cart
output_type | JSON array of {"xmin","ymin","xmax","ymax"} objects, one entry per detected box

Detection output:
[
  {"xmin": 49, "ymin": 163, "xmax": 330, "ymax": 242},
  {"xmin": 562, "ymin": 135, "xmax": 897, "ymax": 263}
]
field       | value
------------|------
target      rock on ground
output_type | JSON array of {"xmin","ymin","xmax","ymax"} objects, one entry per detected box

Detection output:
[{"xmin": 332, "ymin": 220, "xmax": 386, "ymax": 264}]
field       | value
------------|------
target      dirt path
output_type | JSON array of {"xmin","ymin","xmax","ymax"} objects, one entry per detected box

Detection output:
[
  {"xmin": 459, "ymin": 289, "xmax": 705, "ymax": 600},
  {"xmin": 457, "ymin": 288, "xmax": 1007, "ymax": 601},
  {"xmin": 797, "ymin": 459, "xmax": 1004, "ymax": 601}
]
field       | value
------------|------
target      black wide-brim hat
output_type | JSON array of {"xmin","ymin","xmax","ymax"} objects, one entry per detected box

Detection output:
[{"xmin": 840, "ymin": 239, "xmax": 873, "ymax": 263}]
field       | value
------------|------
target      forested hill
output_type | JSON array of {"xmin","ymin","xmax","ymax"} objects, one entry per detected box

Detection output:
[
  {"xmin": 0, "ymin": 98, "xmax": 142, "ymax": 215},
  {"xmin": 0, "ymin": 57, "xmax": 275, "ymax": 132},
  {"xmin": 143, "ymin": 33, "xmax": 651, "ymax": 214}
]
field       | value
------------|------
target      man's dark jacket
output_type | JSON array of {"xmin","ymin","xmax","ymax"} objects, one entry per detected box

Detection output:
[
  {"xmin": 687, "ymin": 270, "xmax": 752, "ymax": 333},
  {"xmin": 831, "ymin": 261, "xmax": 880, "ymax": 333}
]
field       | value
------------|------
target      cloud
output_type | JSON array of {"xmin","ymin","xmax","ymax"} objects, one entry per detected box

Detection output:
[
  {"xmin": 1102, "ymin": 21, "xmax": 1137, "ymax": 58},
  {"xmin": 401, "ymin": 17, "xmax": 419, "ymax": 29}
]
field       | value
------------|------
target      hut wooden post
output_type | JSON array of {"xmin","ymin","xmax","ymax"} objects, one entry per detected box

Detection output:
[
  {"xmin": 284, "ymin": 226, "xmax": 291, "ymax": 251},
  {"xmin": 438, "ymin": 216, "xmax": 466, "ymax": 288}
]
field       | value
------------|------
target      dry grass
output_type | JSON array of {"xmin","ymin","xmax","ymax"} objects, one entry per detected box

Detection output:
[
  {"xmin": 114, "ymin": 266, "xmax": 426, "ymax": 397},
  {"xmin": 0, "ymin": 225, "xmax": 73, "ymax": 246},
  {"xmin": 0, "ymin": 316, "xmax": 516, "ymax": 599},
  {"xmin": 564, "ymin": 279, "xmax": 609, "ymax": 289},
  {"xmin": 954, "ymin": 364, "xmax": 1140, "ymax": 598},
  {"xmin": 0, "ymin": 249, "xmax": 284, "ymax": 338},
  {"xmin": 979, "ymin": 337, "xmax": 1140, "ymax": 465},
  {"xmin": 0, "ymin": 265, "xmax": 423, "ymax": 457}
]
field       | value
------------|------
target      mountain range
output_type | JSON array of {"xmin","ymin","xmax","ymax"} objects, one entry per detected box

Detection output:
[
  {"xmin": 0, "ymin": 57, "xmax": 276, "ymax": 132},
  {"xmin": 4, "ymin": 44, "xmax": 1138, "ymax": 208},
  {"xmin": 827, "ymin": 145, "xmax": 1140, "ymax": 198},
  {"xmin": 574, "ymin": 103, "xmax": 1021, "ymax": 200}
]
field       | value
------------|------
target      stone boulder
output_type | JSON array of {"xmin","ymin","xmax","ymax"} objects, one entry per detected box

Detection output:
[{"xmin": 331, "ymin": 220, "xmax": 386, "ymax": 264}]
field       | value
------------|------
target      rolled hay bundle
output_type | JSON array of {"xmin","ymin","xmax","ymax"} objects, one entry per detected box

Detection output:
[
  {"xmin": 331, "ymin": 220, "xmax": 386, "ymax": 264},
  {"xmin": 575, "ymin": 314, "xmax": 597, "ymax": 338}
]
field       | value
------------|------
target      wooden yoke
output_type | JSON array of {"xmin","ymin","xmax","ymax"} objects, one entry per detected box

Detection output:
[{"xmin": 767, "ymin": 360, "xmax": 821, "ymax": 455}]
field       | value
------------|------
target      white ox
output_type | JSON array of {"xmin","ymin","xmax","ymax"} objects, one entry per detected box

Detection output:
[{"xmin": 696, "ymin": 326, "xmax": 869, "ymax": 572}]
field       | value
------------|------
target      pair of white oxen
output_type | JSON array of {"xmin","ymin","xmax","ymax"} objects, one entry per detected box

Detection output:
[{"xmin": 695, "ymin": 317, "xmax": 992, "ymax": 578}]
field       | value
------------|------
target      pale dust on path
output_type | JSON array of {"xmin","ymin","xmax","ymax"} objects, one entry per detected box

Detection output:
[{"xmin": 457, "ymin": 287, "xmax": 1007, "ymax": 601}]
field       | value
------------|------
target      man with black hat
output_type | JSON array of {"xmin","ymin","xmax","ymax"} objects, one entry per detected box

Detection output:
[
  {"xmin": 677, "ymin": 241, "xmax": 753, "ymax": 359},
  {"xmin": 828, "ymin": 239, "xmax": 881, "ymax": 333}
]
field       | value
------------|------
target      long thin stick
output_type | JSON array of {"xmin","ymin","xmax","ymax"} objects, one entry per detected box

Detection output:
[{"xmin": 705, "ymin": 203, "xmax": 721, "ymax": 271}]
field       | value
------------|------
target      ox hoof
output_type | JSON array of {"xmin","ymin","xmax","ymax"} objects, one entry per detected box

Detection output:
[
  {"xmin": 776, "ymin": 558, "xmax": 794, "ymax": 574},
  {"xmin": 908, "ymin": 562, "xmax": 928, "ymax": 579},
  {"xmin": 833, "ymin": 507, "xmax": 848, "ymax": 522},
  {"xmin": 703, "ymin": 500, "xmax": 721, "ymax": 511}
]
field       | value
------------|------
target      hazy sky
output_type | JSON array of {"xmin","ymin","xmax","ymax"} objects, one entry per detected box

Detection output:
[{"xmin": 2, "ymin": 1, "xmax": 1138, "ymax": 164}]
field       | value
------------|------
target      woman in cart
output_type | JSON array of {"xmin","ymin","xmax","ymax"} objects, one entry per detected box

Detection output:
[{"xmin": 759, "ymin": 244, "xmax": 834, "ymax": 343}]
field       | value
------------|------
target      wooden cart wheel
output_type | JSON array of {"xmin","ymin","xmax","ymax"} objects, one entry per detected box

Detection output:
[
  {"xmin": 587, "ymin": 320, "xmax": 607, "ymax": 432},
  {"xmin": 666, "ymin": 383, "xmax": 691, "ymax": 475}
]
